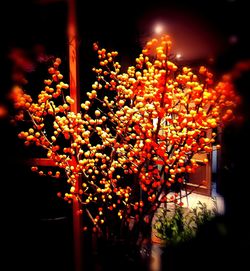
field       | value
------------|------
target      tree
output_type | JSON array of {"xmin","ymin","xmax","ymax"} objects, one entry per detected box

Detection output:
[{"xmin": 10, "ymin": 33, "xmax": 240, "ymax": 239}]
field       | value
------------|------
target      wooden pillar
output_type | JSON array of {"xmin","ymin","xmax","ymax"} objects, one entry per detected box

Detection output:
[
  {"xmin": 68, "ymin": 0, "xmax": 80, "ymax": 112},
  {"xmin": 68, "ymin": 0, "xmax": 82, "ymax": 271}
]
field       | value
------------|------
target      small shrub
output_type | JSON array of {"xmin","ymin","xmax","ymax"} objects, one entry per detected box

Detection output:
[{"xmin": 153, "ymin": 200, "xmax": 217, "ymax": 245}]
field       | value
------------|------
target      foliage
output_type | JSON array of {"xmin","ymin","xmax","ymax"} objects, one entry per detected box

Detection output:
[
  {"xmin": 10, "ymin": 33, "xmax": 240, "ymax": 234},
  {"xmin": 152, "ymin": 200, "xmax": 217, "ymax": 245}
]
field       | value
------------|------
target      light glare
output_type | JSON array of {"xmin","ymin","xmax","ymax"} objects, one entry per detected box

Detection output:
[{"xmin": 154, "ymin": 23, "xmax": 164, "ymax": 34}]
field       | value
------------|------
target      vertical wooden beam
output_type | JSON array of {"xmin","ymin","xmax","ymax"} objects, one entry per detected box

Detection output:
[
  {"xmin": 67, "ymin": 0, "xmax": 82, "ymax": 271},
  {"xmin": 68, "ymin": 0, "xmax": 80, "ymax": 112}
]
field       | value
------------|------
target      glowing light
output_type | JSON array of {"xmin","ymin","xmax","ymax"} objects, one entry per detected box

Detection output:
[
  {"xmin": 154, "ymin": 23, "xmax": 164, "ymax": 34},
  {"xmin": 176, "ymin": 53, "xmax": 182, "ymax": 59}
]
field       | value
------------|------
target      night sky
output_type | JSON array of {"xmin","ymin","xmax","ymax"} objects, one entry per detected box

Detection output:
[{"xmin": 1, "ymin": 0, "xmax": 250, "ymax": 270}]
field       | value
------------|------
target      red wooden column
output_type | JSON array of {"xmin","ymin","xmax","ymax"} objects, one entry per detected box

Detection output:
[
  {"xmin": 26, "ymin": 1, "xmax": 83, "ymax": 270},
  {"xmin": 68, "ymin": 0, "xmax": 82, "ymax": 271},
  {"xmin": 68, "ymin": 0, "xmax": 80, "ymax": 113}
]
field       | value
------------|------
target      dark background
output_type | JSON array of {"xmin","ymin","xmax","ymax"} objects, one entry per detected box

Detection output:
[
  {"xmin": 1, "ymin": 0, "xmax": 250, "ymax": 77},
  {"xmin": 1, "ymin": 0, "xmax": 250, "ymax": 94},
  {"xmin": 1, "ymin": 0, "xmax": 250, "ymax": 270}
]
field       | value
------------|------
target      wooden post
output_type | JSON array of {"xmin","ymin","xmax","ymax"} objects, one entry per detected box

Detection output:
[
  {"xmin": 68, "ymin": 1, "xmax": 82, "ymax": 271},
  {"xmin": 68, "ymin": 0, "xmax": 80, "ymax": 112},
  {"xmin": 24, "ymin": 1, "xmax": 83, "ymax": 270}
]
